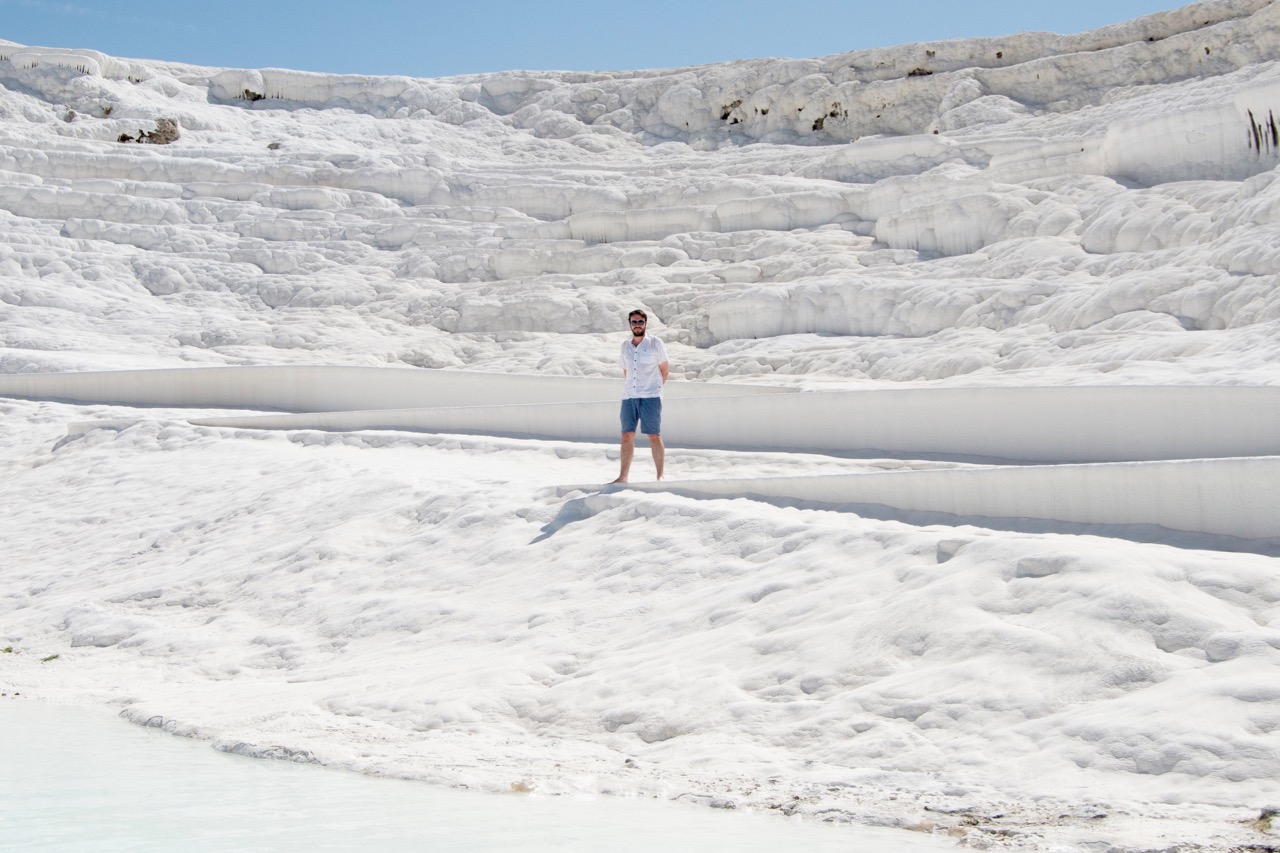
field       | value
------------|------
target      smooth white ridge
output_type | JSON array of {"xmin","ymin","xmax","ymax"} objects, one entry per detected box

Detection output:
[
  {"xmin": 172, "ymin": 383, "xmax": 1280, "ymax": 464},
  {"xmin": 618, "ymin": 456, "xmax": 1280, "ymax": 541},
  {"xmin": 0, "ymin": 365, "xmax": 789, "ymax": 414}
]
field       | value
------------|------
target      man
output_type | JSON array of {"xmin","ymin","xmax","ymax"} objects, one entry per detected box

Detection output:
[{"xmin": 611, "ymin": 309, "xmax": 668, "ymax": 483}]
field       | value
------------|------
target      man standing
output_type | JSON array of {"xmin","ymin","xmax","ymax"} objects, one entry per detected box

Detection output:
[{"xmin": 612, "ymin": 309, "xmax": 669, "ymax": 483}]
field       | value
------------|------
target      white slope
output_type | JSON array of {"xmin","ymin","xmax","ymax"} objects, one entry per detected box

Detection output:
[{"xmin": 2, "ymin": 2, "xmax": 1280, "ymax": 849}]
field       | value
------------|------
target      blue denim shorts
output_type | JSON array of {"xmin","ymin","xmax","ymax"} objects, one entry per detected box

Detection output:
[{"xmin": 620, "ymin": 397, "xmax": 662, "ymax": 436}]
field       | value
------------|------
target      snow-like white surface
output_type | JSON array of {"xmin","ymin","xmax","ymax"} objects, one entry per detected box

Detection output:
[{"xmin": 3, "ymin": 2, "xmax": 1280, "ymax": 849}]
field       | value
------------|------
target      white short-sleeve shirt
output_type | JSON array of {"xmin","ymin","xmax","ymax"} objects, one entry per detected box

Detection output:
[{"xmin": 620, "ymin": 335, "xmax": 668, "ymax": 399}]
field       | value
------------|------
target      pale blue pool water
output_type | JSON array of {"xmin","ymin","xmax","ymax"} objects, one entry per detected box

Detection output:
[{"xmin": 0, "ymin": 700, "xmax": 955, "ymax": 852}]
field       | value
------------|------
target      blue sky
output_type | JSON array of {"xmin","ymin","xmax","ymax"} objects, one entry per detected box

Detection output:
[{"xmin": 1, "ymin": 0, "xmax": 1187, "ymax": 77}]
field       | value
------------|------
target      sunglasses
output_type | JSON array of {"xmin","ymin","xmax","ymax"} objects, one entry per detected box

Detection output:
[{"xmin": 630, "ymin": 319, "xmax": 646, "ymax": 325}]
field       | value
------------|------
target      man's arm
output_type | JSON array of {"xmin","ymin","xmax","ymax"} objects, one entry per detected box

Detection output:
[{"xmin": 659, "ymin": 361, "xmax": 669, "ymax": 384}]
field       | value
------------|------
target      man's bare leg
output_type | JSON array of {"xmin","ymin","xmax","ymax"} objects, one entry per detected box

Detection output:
[
  {"xmin": 649, "ymin": 434, "xmax": 664, "ymax": 480},
  {"xmin": 611, "ymin": 432, "xmax": 636, "ymax": 483}
]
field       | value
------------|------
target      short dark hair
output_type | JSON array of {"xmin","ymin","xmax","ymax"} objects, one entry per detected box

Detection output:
[{"xmin": 628, "ymin": 309, "xmax": 647, "ymax": 321}]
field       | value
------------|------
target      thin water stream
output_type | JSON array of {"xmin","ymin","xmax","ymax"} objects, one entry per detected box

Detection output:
[{"xmin": 0, "ymin": 700, "xmax": 956, "ymax": 851}]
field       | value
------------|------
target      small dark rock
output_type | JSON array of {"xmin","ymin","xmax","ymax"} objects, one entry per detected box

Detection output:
[{"xmin": 142, "ymin": 118, "xmax": 180, "ymax": 145}]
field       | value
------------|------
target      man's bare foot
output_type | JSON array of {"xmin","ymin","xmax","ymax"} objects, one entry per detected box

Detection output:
[{"xmin": 608, "ymin": 477, "xmax": 627, "ymax": 485}]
